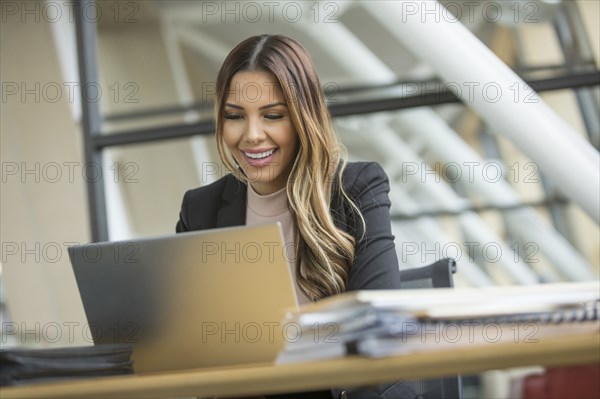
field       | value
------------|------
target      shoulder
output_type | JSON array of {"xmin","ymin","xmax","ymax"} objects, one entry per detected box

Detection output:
[
  {"xmin": 183, "ymin": 173, "xmax": 242, "ymax": 204},
  {"xmin": 341, "ymin": 161, "xmax": 389, "ymax": 195},
  {"xmin": 177, "ymin": 173, "xmax": 245, "ymax": 232},
  {"xmin": 331, "ymin": 161, "xmax": 391, "ymax": 235},
  {"xmin": 180, "ymin": 173, "xmax": 244, "ymax": 219}
]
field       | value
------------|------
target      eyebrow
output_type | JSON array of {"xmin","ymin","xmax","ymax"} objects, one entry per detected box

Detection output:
[{"xmin": 224, "ymin": 102, "xmax": 287, "ymax": 111}]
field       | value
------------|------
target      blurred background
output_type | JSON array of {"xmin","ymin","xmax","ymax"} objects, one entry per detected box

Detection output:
[{"xmin": 1, "ymin": 0, "xmax": 599, "ymax": 397}]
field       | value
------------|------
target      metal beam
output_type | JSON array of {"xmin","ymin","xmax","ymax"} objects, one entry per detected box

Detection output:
[
  {"xmin": 94, "ymin": 121, "xmax": 214, "ymax": 149},
  {"xmin": 390, "ymin": 196, "xmax": 569, "ymax": 221},
  {"xmin": 94, "ymin": 71, "xmax": 600, "ymax": 149},
  {"xmin": 75, "ymin": 0, "xmax": 108, "ymax": 242}
]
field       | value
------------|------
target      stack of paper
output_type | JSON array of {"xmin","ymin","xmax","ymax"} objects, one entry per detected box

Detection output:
[
  {"xmin": 0, "ymin": 343, "xmax": 134, "ymax": 386},
  {"xmin": 276, "ymin": 282, "xmax": 600, "ymax": 364}
]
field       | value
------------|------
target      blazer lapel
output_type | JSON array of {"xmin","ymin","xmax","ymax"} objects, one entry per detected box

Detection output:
[
  {"xmin": 212, "ymin": 167, "xmax": 355, "ymax": 237},
  {"xmin": 216, "ymin": 174, "xmax": 247, "ymax": 228}
]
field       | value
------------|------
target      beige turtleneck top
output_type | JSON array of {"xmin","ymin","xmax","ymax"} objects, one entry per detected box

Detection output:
[{"xmin": 245, "ymin": 184, "xmax": 311, "ymax": 305}]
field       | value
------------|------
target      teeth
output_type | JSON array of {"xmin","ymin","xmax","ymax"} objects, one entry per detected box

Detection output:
[{"xmin": 245, "ymin": 149, "xmax": 275, "ymax": 159}]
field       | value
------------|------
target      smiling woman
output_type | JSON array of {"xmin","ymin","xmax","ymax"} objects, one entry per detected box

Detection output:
[{"xmin": 175, "ymin": 34, "xmax": 413, "ymax": 399}]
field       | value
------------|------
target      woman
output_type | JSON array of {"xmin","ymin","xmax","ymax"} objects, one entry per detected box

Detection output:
[{"xmin": 176, "ymin": 34, "xmax": 417, "ymax": 399}]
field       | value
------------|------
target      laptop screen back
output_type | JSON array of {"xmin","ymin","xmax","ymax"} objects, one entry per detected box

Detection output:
[{"xmin": 68, "ymin": 223, "xmax": 298, "ymax": 373}]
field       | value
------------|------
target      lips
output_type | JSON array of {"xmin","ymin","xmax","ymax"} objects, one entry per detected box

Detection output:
[{"xmin": 241, "ymin": 148, "xmax": 278, "ymax": 167}]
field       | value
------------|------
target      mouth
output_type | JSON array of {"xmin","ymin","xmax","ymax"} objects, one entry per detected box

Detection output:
[
  {"xmin": 241, "ymin": 148, "xmax": 278, "ymax": 167},
  {"xmin": 244, "ymin": 148, "xmax": 276, "ymax": 159}
]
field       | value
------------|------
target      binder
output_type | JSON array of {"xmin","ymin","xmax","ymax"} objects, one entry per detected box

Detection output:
[{"xmin": 0, "ymin": 343, "xmax": 134, "ymax": 386}]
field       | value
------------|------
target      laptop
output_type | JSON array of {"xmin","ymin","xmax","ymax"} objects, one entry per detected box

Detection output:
[{"xmin": 68, "ymin": 223, "xmax": 299, "ymax": 373}]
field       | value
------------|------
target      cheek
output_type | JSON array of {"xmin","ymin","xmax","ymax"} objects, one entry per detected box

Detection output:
[
  {"xmin": 222, "ymin": 126, "xmax": 240, "ymax": 149},
  {"xmin": 222, "ymin": 128, "xmax": 244, "ymax": 166}
]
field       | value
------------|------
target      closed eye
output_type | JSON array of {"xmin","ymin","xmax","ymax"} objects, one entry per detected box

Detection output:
[
  {"xmin": 224, "ymin": 113, "xmax": 242, "ymax": 120},
  {"xmin": 264, "ymin": 114, "xmax": 283, "ymax": 120}
]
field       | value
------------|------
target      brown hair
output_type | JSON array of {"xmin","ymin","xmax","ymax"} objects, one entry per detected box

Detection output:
[{"xmin": 215, "ymin": 34, "xmax": 364, "ymax": 301}]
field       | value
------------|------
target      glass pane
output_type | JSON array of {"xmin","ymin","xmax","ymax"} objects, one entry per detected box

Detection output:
[
  {"xmin": 333, "ymin": 97, "xmax": 598, "ymax": 286},
  {"xmin": 103, "ymin": 134, "xmax": 221, "ymax": 239},
  {"xmin": 94, "ymin": 0, "xmax": 598, "ymax": 135}
]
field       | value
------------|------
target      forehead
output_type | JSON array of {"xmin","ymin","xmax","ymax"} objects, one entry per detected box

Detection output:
[{"xmin": 226, "ymin": 71, "xmax": 285, "ymax": 104}]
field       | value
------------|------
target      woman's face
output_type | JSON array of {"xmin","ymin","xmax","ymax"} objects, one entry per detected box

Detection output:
[{"xmin": 222, "ymin": 70, "xmax": 298, "ymax": 195}]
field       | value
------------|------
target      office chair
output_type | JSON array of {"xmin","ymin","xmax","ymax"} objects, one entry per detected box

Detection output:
[{"xmin": 399, "ymin": 258, "xmax": 463, "ymax": 399}]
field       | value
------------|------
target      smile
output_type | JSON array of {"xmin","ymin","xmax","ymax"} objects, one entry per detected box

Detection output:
[{"xmin": 244, "ymin": 149, "xmax": 276, "ymax": 159}]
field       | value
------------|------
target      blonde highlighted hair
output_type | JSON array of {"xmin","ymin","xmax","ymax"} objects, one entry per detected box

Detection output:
[{"xmin": 215, "ymin": 34, "xmax": 364, "ymax": 301}]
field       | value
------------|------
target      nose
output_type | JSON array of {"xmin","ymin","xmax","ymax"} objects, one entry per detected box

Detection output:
[{"xmin": 242, "ymin": 117, "xmax": 266, "ymax": 145}]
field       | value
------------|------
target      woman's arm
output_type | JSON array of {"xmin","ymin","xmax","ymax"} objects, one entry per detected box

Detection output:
[{"xmin": 344, "ymin": 161, "xmax": 401, "ymax": 291}]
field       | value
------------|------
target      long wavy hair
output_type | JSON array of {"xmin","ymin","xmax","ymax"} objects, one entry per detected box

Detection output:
[{"xmin": 214, "ymin": 34, "xmax": 365, "ymax": 301}]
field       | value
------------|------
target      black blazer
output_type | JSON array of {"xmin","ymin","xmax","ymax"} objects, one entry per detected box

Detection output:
[
  {"xmin": 175, "ymin": 161, "xmax": 418, "ymax": 399},
  {"xmin": 176, "ymin": 161, "xmax": 401, "ymax": 291}
]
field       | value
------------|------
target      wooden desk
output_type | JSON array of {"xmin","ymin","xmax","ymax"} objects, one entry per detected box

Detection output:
[{"xmin": 2, "ymin": 332, "xmax": 599, "ymax": 399}]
